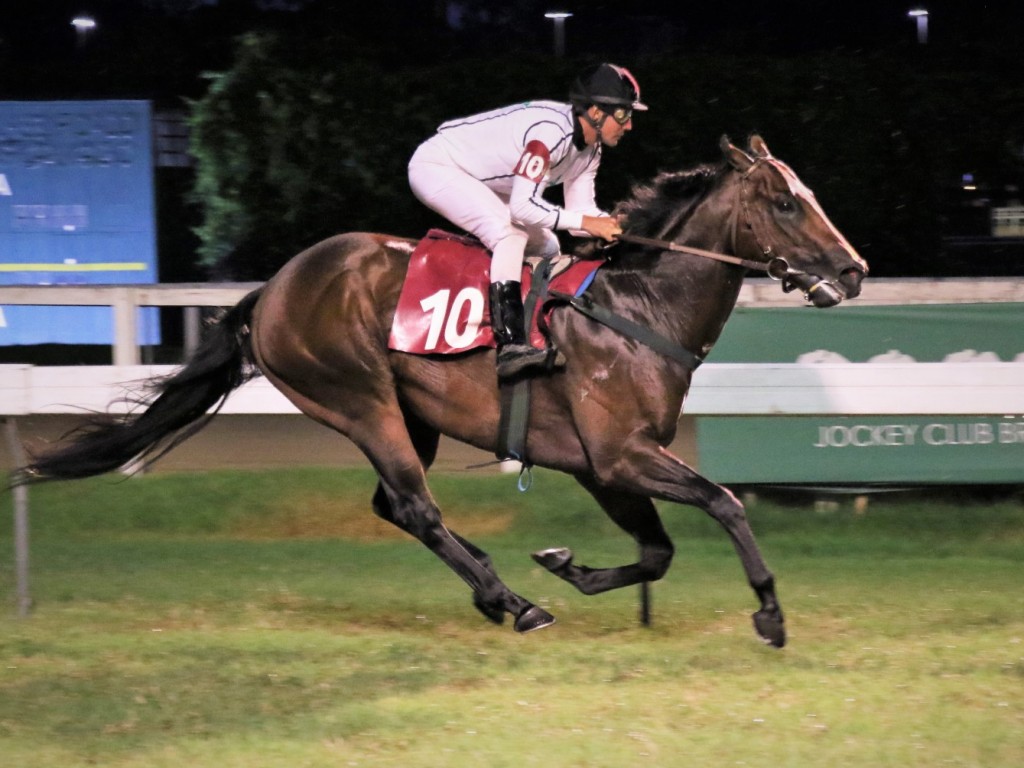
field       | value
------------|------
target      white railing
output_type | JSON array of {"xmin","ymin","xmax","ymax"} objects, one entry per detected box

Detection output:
[
  {"xmin": 0, "ymin": 283, "xmax": 261, "ymax": 365},
  {"xmin": 4, "ymin": 361, "xmax": 1024, "ymax": 418},
  {"xmin": 4, "ymin": 277, "xmax": 1024, "ymax": 366},
  {"xmin": 3, "ymin": 277, "xmax": 1024, "ymax": 418}
]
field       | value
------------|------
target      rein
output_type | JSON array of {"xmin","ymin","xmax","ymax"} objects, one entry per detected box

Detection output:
[
  {"xmin": 615, "ymin": 233, "xmax": 769, "ymax": 273},
  {"xmin": 615, "ymin": 160, "xmax": 781, "ymax": 276}
]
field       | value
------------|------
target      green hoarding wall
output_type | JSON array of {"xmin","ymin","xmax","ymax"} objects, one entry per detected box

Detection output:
[
  {"xmin": 709, "ymin": 303, "xmax": 1024, "ymax": 364},
  {"xmin": 698, "ymin": 415, "xmax": 1024, "ymax": 485},
  {"xmin": 696, "ymin": 303, "xmax": 1024, "ymax": 484}
]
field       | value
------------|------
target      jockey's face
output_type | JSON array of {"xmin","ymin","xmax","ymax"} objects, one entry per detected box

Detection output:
[{"xmin": 587, "ymin": 105, "xmax": 632, "ymax": 147}]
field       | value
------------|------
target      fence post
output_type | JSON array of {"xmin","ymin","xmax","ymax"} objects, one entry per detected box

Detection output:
[
  {"xmin": 3, "ymin": 418, "xmax": 32, "ymax": 617},
  {"xmin": 112, "ymin": 287, "xmax": 140, "ymax": 365},
  {"xmin": 183, "ymin": 305, "xmax": 202, "ymax": 357}
]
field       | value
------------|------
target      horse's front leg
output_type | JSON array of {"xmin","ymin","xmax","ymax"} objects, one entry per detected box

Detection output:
[
  {"xmin": 603, "ymin": 444, "xmax": 785, "ymax": 648},
  {"xmin": 532, "ymin": 475, "xmax": 675, "ymax": 595}
]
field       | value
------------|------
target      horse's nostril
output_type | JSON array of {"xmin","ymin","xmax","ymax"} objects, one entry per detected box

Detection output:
[{"xmin": 838, "ymin": 268, "xmax": 865, "ymax": 299}]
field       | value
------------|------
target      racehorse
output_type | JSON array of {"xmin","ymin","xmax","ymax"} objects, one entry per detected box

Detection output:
[{"xmin": 15, "ymin": 136, "xmax": 867, "ymax": 647}]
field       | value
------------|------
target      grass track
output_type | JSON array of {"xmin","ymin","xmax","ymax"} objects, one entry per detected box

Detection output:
[{"xmin": 2, "ymin": 468, "xmax": 1023, "ymax": 767}]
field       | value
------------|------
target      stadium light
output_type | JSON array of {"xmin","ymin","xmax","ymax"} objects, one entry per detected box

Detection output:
[
  {"xmin": 71, "ymin": 15, "xmax": 97, "ymax": 49},
  {"xmin": 907, "ymin": 8, "xmax": 929, "ymax": 44},
  {"xmin": 544, "ymin": 11, "xmax": 572, "ymax": 57}
]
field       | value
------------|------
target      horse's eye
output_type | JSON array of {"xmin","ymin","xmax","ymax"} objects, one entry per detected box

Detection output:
[{"xmin": 776, "ymin": 196, "xmax": 797, "ymax": 214}]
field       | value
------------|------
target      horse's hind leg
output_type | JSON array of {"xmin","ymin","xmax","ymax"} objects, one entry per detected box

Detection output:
[
  {"xmin": 370, "ymin": 409, "xmax": 506, "ymax": 625},
  {"xmin": 532, "ymin": 476, "xmax": 675, "ymax": 595},
  {"xmin": 258, "ymin": 357, "xmax": 541, "ymax": 630},
  {"xmin": 358, "ymin": 415, "xmax": 552, "ymax": 630}
]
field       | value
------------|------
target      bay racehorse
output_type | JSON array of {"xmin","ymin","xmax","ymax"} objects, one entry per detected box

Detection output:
[{"xmin": 15, "ymin": 136, "xmax": 867, "ymax": 647}]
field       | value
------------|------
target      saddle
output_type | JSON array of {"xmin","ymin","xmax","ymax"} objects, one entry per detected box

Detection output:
[{"xmin": 388, "ymin": 229, "xmax": 603, "ymax": 355}]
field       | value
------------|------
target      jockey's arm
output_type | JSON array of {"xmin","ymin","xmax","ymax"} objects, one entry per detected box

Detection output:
[
  {"xmin": 563, "ymin": 157, "xmax": 618, "ymax": 241},
  {"xmin": 507, "ymin": 124, "xmax": 609, "ymax": 235},
  {"xmin": 508, "ymin": 158, "xmax": 618, "ymax": 241}
]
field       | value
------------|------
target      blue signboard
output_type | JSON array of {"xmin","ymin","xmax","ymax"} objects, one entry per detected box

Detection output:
[{"xmin": 0, "ymin": 100, "xmax": 159, "ymax": 344}]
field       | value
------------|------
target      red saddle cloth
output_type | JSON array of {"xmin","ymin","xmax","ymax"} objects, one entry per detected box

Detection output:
[{"xmin": 388, "ymin": 230, "xmax": 603, "ymax": 355}]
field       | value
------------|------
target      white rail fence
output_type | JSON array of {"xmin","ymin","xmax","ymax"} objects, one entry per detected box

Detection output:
[
  {"xmin": 4, "ymin": 361, "xmax": 1024, "ymax": 418},
  {"xmin": 3, "ymin": 277, "xmax": 1024, "ymax": 365}
]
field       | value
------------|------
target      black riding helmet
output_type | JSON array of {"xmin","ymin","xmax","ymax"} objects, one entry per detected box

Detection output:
[{"xmin": 569, "ymin": 63, "xmax": 649, "ymax": 114}]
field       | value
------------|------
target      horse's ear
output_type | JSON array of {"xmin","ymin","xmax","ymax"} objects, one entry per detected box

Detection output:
[
  {"xmin": 749, "ymin": 134, "xmax": 773, "ymax": 159},
  {"xmin": 720, "ymin": 134, "xmax": 754, "ymax": 171}
]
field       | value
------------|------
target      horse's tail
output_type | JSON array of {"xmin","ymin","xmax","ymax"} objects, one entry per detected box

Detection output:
[{"xmin": 13, "ymin": 287, "xmax": 264, "ymax": 486}]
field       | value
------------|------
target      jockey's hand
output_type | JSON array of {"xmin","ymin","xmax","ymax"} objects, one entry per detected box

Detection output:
[{"xmin": 581, "ymin": 214, "xmax": 622, "ymax": 243}]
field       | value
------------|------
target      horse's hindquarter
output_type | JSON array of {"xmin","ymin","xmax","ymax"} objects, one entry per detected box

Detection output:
[{"xmin": 251, "ymin": 233, "xmax": 413, "ymax": 423}]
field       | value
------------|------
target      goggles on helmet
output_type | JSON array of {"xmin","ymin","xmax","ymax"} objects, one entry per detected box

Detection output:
[{"xmin": 605, "ymin": 106, "xmax": 633, "ymax": 125}]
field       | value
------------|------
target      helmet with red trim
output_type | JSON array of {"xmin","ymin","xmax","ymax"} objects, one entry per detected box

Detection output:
[{"xmin": 570, "ymin": 63, "xmax": 648, "ymax": 113}]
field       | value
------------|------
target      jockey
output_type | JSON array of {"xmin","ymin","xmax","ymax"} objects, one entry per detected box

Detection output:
[{"xmin": 408, "ymin": 62, "xmax": 647, "ymax": 379}]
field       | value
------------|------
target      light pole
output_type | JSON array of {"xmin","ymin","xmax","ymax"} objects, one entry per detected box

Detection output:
[
  {"xmin": 71, "ymin": 15, "xmax": 97, "ymax": 49},
  {"xmin": 907, "ymin": 8, "xmax": 929, "ymax": 45},
  {"xmin": 544, "ymin": 11, "xmax": 572, "ymax": 57}
]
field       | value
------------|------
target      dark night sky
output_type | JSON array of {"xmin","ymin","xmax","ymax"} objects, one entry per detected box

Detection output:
[
  {"xmin": 4, "ymin": 1, "xmax": 1023, "ymax": 76},
  {"xmin": 3, "ymin": 1, "xmax": 1020, "ymax": 274}
]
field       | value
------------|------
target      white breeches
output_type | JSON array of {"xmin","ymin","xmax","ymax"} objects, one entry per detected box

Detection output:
[{"xmin": 408, "ymin": 139, "xmax": 560, "ymax": 283}]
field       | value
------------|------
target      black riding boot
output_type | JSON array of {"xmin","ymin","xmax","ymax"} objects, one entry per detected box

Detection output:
[{"xmin": 489, "ymin": 281, "xmax": 563, "ymax": 379}]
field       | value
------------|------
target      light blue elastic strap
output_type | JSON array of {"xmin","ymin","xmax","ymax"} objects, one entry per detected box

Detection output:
[{"xmin": 575, "ymin": 268, "xmax": 599, "ymax": 296}]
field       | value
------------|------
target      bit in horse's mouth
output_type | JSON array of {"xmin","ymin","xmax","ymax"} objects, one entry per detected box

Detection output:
[{"xmin": 766, "ymin": 254, "xmax": 868, "ymax": 307}]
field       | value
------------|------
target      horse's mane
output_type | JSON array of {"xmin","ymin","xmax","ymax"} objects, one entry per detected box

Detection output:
[{"xmin": 614, "ymin": 162, "xmax": 727, "ymax": 239}]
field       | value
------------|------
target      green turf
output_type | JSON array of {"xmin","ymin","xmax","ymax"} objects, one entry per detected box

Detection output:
[{"xmin": 2, "ymin": 469, "xmax": 1023, "ymax": 766}]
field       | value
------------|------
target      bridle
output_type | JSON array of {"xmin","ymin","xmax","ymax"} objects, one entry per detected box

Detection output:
[
  {"xmin": 549, "ymin": 145, "xmax": 865, "ymax": 375},
  {"xmin": 615, "ymin": 158, "xmax": 855, "ymax": 307}
]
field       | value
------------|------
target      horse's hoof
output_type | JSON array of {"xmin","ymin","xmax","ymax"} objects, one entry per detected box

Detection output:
[
  {"xmin": 473, "ymin": 593, "xmax": 506, "ymax": 625},
  {"xmin": 531, "ymin": 547, "xmax": 573, "ymax": 572},
  {"xmin": 752, "ymin": 609, "xmax": 786, "ymax": 648},
  {"xmin": 514, "ymin": 605, "xmax": 556, "ymax": 633}
]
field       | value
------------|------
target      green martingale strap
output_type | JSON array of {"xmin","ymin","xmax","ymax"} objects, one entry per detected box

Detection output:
[
  {"xmin": 497, "ymin": 377, "xmax": 531, "ymax": 465},
  {"xmin": 495, "ymin": 260, "xmax": 557, "ymax": 470},
  {"xmin": 563, "ymin": 292, "xmax": 704, "ymax": 370}
]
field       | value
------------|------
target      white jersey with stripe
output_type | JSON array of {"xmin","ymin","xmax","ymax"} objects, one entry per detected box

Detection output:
[{"xmin": 431, "ymin": 100, "xmax": 607, "ymax": 232}]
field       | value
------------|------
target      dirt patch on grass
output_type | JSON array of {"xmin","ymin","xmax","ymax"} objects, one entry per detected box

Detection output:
[{"xmin": 231, "ymin": 492, "xmax": 514, "ymax": 541}]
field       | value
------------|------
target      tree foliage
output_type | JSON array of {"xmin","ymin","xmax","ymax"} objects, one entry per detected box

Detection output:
[{"xmin": 190, "ymin": 32, "xmax": 1023, "ymax": 279}]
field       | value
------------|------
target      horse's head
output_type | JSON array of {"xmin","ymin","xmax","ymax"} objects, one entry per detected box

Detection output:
[{"xmin": 721, "ymin": 135, "xmax": 868, "ymax": 307}]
